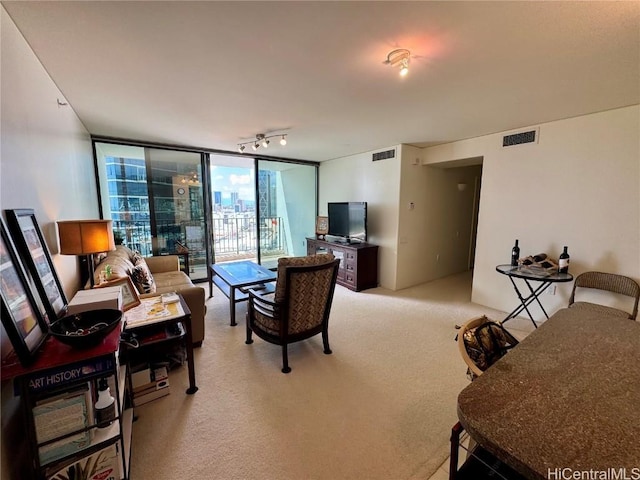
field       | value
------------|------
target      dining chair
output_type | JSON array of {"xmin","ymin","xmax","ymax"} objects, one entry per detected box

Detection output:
[
  {"xmin": 568, "ymin": 271, "xmax": 640, "ymax": 320},
  {"xmin": 450, "ymin": 316, "xmax": 524, "ymax": 480},
  {"xmin": 245, "ymin": 254, "xmax": 340, "ymax": 373}
]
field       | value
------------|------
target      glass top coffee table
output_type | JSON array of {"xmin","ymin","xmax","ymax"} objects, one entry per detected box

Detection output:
[{"xmin": 209, "ymin": 260, "xmax": 277, "ymax": 326}]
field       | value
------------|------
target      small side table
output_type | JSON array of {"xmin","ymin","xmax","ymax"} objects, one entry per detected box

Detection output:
[
  {"xmin": 496, "ymin": 264, "xmax": 573, "ymax": 328},
  {"xmin": 123, "ymin": 295, "xmax": 197, "ymax": 394}
]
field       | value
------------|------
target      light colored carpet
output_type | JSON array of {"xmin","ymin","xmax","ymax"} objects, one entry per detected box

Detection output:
[{"xmin": 130, "ymin": 271, "xmax": 532, "ymax": 479}]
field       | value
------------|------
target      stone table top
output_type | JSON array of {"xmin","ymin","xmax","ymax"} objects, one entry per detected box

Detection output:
[{"xmin": 457, "ymin": 308, "xmax": 640, "ymax": 479}]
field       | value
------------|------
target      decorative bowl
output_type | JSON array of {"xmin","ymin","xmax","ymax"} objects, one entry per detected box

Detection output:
[{"xmin": 49, "ymin": 309, "xmax": 122, "ymax": 349}]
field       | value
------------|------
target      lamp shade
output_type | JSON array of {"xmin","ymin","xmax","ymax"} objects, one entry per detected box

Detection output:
[{"xmin": 57, "ymin": 220, "xmax": 115, "ymax": 255}]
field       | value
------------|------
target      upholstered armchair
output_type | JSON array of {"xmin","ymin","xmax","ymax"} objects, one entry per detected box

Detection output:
[{"xmin": 245, "ymin": 254, "xmax": 340, "ymax": 373}]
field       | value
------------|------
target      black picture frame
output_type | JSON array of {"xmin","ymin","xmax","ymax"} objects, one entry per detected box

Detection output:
[
  {"xmin": 0, "ymin": 217, "xmax": 48, "ymax": 366},
  {"xmin": 5, "ymin": 209, "xmax": 67, "ymax": 322}
]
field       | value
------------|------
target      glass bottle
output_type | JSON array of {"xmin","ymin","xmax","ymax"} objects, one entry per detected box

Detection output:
[
  {"xmin": 95, "ymin": 378, "xmax": 115, "ymax": 428},
  {"xmin": 558, "ymin": 246, "xmax": 570, "ymax": 273},
  {"xmin": 511, "ymin": 240, "xmax": 520, "ymax": 266}
]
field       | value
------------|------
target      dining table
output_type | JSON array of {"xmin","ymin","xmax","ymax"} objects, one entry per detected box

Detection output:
[{"xmin": 457, "ymin": 307, "xmax": 640, "ymax": 479}]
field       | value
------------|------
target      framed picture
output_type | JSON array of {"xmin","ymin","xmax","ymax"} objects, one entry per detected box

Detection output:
[
  {"xmin": 5, "ymin": 209, "xmax": 67, "ymax": 321},
  {"xmin": 0, "ymin": 217, "xmax": 48, "ymax": 366},
  {"xmin": 95, "ymin": 276, "xmax": 140, "ymax": 311},
  {"xmin": 316, "ymin": 216, "xmax": 329, "ymax": 238}
]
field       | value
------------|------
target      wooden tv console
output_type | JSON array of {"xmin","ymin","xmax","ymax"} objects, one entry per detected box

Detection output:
[{"xmin": 306, "ymin": 237, "xmax": 378, "ymax": 291}]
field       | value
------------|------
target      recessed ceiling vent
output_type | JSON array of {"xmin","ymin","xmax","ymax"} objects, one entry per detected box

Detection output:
[
  {"xmin": 372, "ymin": 149, "xmax": 396, "ymax": 161},
  {"xmin": 502, "ymin": 128, "xmax": 539, "ymax": 147}
]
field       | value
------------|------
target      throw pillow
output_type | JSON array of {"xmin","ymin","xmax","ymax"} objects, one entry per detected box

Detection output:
[
  {"xmin": 131, "ymin": 250, "xmax": 144, "ymax": 265},
  {"xmin": 131, "ymin": 259, "xmax": 156, "ymax": 294}
]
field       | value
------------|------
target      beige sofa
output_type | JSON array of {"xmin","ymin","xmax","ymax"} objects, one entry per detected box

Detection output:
[{"xmin": 94, "ymin": 246, "xmax": 206, "ymax": 346}]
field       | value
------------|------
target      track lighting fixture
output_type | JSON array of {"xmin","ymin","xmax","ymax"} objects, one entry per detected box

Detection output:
[
  {"xmin": 238, "ymin": 133, "xmax": 288, "ymax": 154},
  {"xmin": 384, "ymin": 48, "xmax": 411, "ymax": 76}
]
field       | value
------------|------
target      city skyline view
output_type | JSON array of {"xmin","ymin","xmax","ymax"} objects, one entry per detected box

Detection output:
[{"xmin": 211, "ymin": 165, "xmax": 254, "ymax": 202}]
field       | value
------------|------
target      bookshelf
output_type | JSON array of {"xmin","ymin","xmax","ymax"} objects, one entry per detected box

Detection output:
[{"xmin": 1, "ymin": 326, "xmax": 132, "ymax": 480}]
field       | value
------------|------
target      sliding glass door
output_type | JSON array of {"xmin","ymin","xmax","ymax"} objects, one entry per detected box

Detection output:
[
  {"xmin": 209, "ymin": 154, "xmax": 256, "ymax": 263},
  {"xmin": 146, "ymin": 148, "xmax": 207, "ymax": 279},
  {"xmin": 208, "ymin": 156, "xmax": 317, "ymax": 268}
]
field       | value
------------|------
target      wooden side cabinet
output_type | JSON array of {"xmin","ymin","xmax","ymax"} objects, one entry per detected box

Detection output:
[{"xmin": 306, "ymin": 237, "xmax": 378, "ymax": 291}]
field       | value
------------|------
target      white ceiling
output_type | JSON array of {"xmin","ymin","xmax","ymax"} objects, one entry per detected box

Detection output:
[{"xmin": 3, "ymin": 1, "xmax": 639, "ymax": 162}]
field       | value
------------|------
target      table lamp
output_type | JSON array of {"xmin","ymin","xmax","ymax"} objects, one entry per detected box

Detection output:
[{"xmin": 57, "ymin": 219, "xmax": 116, "ymax": 287}]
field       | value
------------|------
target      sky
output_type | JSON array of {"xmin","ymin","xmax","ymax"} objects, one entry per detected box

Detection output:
[{"xmin": 210, "ymin": 166, "xmax": 254, "ymax": 200}]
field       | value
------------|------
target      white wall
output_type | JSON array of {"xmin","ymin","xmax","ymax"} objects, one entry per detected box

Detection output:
[
  {"xmin": 319, "ymin": 145, "xmax": 484, "ymax": 291},
  {"xmin": 319, "ymin": 147, "xmax": 401, "ymax": 289},
  {"xmin": 1, "ymin": 9, "xmax": 98, "ymax": 479},
  {"xmin": 424, "ymin": 105, "xmax": 640, "ymax": 316},
  {"xmin": 1, "ymin": 6, "xmax": 98, "ymax": 298}
]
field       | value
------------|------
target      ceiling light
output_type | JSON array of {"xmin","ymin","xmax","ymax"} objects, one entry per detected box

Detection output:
[
  {"xmin": 399, "ymin": 58, "xmax": 409, "ymax": 77},
  {"xmin": 257, "ymin": 134, "xmax": 269, "ymax": 148},
  {"xmin": 238, "ymin": 133, "xmax": 288, "ymax": 154},
  {"xmin": 384, "ymin": 48, "xmax": 411, "ymax": 76}
]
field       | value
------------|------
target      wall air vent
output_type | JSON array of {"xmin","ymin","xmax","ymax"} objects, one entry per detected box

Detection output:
[
  {"xmin": 372, "ymin": 149, "xmax": 396, "ymax": 161},
  {"xmin": 502, "ymin": 128, "xmax": 539, "ymax": 147}
]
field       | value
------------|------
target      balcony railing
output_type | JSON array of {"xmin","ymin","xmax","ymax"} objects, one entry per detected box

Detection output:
[{"xmin": 112, "ymin": 216, "xmax": 285, "ymax": 264}]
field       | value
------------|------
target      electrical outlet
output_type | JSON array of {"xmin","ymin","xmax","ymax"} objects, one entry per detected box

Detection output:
[{"xmin": 548, "ymin": 285, "xmax": 557, "ymax": 295}]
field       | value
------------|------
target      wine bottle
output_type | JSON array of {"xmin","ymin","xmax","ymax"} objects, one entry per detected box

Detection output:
[
  {"xmin": 558, "ymin": 246, "xmax": 570, "ymax": 273},
  {"xmin": 511, "ymin": 239, "xmax": 520, "ymax": 266}
]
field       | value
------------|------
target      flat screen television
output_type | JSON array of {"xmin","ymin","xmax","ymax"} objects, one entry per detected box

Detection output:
[{"xmin": 327, "ymin": 202, "xmax": 367, "ymax": 243}]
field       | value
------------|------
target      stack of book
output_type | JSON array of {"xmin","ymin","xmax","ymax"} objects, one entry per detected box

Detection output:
[
  {"xmin": 131, "ymin": 365, "xmax": 170, "ymax": 406},
  {"xmin": 33, "ymin": 383, "xmax": 94, "ymax": 466}
]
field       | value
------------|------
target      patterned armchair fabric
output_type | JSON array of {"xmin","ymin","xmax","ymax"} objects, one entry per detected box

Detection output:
[{"xmin": 246, "ymin": 254, "xmax": 340, "ymax": 373}]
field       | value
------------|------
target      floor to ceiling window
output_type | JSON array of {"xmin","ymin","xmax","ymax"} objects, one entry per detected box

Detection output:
[
  {"xmin": 257, "ymin": 160, "xmax": 317, "ymax": 269},
  {"xmin": 95, "ymin": 140, "xmax": 318, "ymax": 278},
  {"xmin": 95, "ymin": 142, "xmax": 208, "ymax": 280}
]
